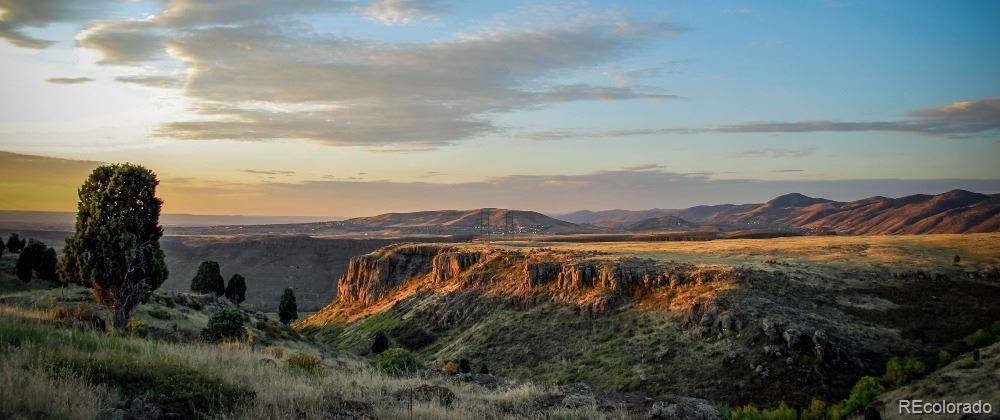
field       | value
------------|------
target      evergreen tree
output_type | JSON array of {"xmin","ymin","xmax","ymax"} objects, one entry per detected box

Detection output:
[
  {"xmin": 371, "ymin": 331, "xmax": 391, "ymax": 355},
  {"xmin": 6, "ymin": 233, "xmax": 24, "ymax": 253},
  {"xmin": 36, "ymin": 247, "xmax": 58, "ymax": 282},
  {"xmin": 225, "ymin": 273, "xmax": 247, "ymax": 306},
  {"xmin": 0, "ymin": 236, "xmax": 5, "ymax": 257},
  {"xmin": 278, "ymin": 287, "xmax": 298, "ymax": 325},
  {"xmin": 190, "ymin": 261, "xmax": 225, "ymax": 295},
  {"xmin": 201, "ymin": 307, "xmax": 246, "ymax": 342},
  {"xmin": 58, "ymin": 164, "xmax": 168, "ymax": 331},
  {"xmin": 16, "ymin": 242, "xmax": 43, "ymax": 282}
]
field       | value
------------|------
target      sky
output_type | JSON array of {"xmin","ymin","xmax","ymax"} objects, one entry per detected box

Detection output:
[{"xmin": 0, "ymin": 0, "xmax": 998, "ymax": 217}]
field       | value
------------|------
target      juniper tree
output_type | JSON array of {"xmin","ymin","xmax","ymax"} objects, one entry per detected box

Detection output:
[
  {"xmin": 58, "ymin": 164, "xmax": 168, "ymax": 331},
  {"xmin": 225, "ymin": 273, "xmax": 247, "ymax": 306},
  {"xmin": 190, "ymin": 261, "xmax": 225, "ymax": 296},
  {"xmin": 6, "ymin": 233, "xmax": 24, "ymax": 253},
  {"xmin": 278, "ymin": 288, "xmax": 298, "ymax": 325},
  {"xmin": 15, "ymin": 242, "xmax": 44, "ymax": 282}
]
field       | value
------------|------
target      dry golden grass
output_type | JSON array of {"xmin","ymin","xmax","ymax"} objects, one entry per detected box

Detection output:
[
  {"xmin": 0, "ymin": 303, "xmax": 629, "ymax": 419},
  {"xmin": 501, "ymin": 233, "xmax": 1000, "ymax": 269}
]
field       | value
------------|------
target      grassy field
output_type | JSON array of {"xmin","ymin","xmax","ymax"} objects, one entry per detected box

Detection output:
[{"xmin": 497, "ymin": 232, "xmax": 1000, "ymax": 269}]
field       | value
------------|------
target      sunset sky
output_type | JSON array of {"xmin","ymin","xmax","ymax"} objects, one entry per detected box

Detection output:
[{"xmin": 1, "ymin": 0, "xmax": 998, "ymax": 217}]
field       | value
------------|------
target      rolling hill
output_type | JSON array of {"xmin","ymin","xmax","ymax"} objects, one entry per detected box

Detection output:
[{"xmin": 558, "ymin": 190, "xmax": 1000, "ymax": 234}]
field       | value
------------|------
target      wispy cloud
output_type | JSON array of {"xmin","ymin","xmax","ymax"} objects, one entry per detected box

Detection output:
[
  {"xmin": 772, "ymin": 169, "xmax": 805, "ymax": 173},
  {"xmin": 243, "ymin": 169, "xmax": 296, "ymax": 176},
  {"xmin": 364, "ymin": 0, "xmax": 440, "ymax": 25},
  {"xmin": 114, "ymin": 75, "xmax": 183, "ymax": 89},
  {"xmin": 516, "ymin": 97, "xmax": 1000, "ymax": 140},
  {"xmin": 622, "ymin": 163, "xmax": 664, "ymax": 171},
  {"xmin": 45, "ymin": 77, "xmax": 94, "ymax": 84},
  {"xmin": 734, "ymin": 147, "xmax": 817, "ymax": 158}
]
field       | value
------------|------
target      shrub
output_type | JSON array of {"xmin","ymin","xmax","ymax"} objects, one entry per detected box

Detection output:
[
  {"xmin": 278, "ymin": 288, "xmax": 297, "ymax": 325},
  {"xmin": 801, "ymin": 398, "xmax": 828, "ymax": 420},
  {"xmin": 372, "ymin": 348, "xmax": 423, "ymax": 375},
  {"xmin": 47, "ymin": 352, "xmax": 254, "ymax": 417},
  {"xmin": 442, "ymin": 361, "xmax": 458, "ymax": 375},
  {"xmin": 458, "ymin": 358, "xmax": 472, "ymax": 374},
  {"xmin": 191, "ymin": 261, "xmax": 225, "ymax": 296},
  {"xmin": 225, "ymin": 273, "xmax": 247, "ymax": 306},
  {"xmin": 15, "ymin": 245, "xmax": 35, "ymax": 282},
  {"xmin": 478, "ymin": 362, "xmax": 490, "ymax": 375},
  {"xmin": 842, "ymin": 376, "xmax": 884, "ymax": 416},
  {"xmin": 953, "ymin": 254, "xmax": 961, "ymax": 265},
  {"xmin": 286, "ymin": 353, "xmax": 322, "ymax": 372},
  {"xmin": 955, "ymin": 357, "xmax": 977, "ymax": 369},
  {"xmin": 371, "ymin": 330, "xmax": 391, "ymax": 355},
  {"xmin": 884, "ymin": 356, "xmax": 925, "ymax": 387},
  {"xmin": 731, "ymin": 402, "xmax": 797, "ymax": 420},
  {"xmin": 201, "ymin": 308, "xmax": 246, "ymax": 342},
  {"xmin": 964, "ymin": 328, "xmax": 995, "ymax": 348},
  {"xmin": 936, "ymin": 350, "xmax": 952, "ymax": 369}
]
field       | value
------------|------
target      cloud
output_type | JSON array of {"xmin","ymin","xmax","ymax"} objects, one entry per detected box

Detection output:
[
  {"xmin": 70, "ymin": 4, "xmax": 684, "ymax": 148},
  {"xmin": 114, "ymin": 75, "xmax": 184, "ymax": 88},
  {"xmin": 622, "ymin": 163, "xmax": 664, "ymax": 171},
  {"xmin": 364, "ymin": 0, "xmax": 440, "ymax": 25},
  {"xmin": 771, "ymin": 169, "xmax": 805, "ymax": 173},
  {"xmin": 0, "ymin": 0, "xmax": 117, "ymax": 48},
  {"xmin": 605, "ymin": 60, "xmax": 689, "ymax": 86},
  {"xmin": 734, "ymin": 147, "xmax": 817, "ymax": 158},
  {"xmin": 417, "ymin": 171, "xmax": 445, "ymax": 178},
  {"xmin": 76, "ymin": 20, "xmax": 164, "ymax": 65},
  {"xmin": 243, "ymin": 169, "xmax": 296, "ymax": 176},
  {"xmin": 45, "ymin": 77, "xmax": 94, "ymax": 84},
  {"xmin": 515, "ymin": 97, "xmax": 1000, "ymax": 140}
]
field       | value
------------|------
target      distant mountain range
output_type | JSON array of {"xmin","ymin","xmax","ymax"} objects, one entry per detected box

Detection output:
[
  {"xmin": 557, "ymin": 189, "xmax": 999, "ymax": 234},
  {"xmin": 2, "ymin": 190, "xmax": 995, "ymax": 236}
]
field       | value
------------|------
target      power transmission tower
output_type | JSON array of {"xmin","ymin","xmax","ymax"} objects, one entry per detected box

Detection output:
[{"xmin": 479, "ymin": 208, "xmax": 491, "ymax": 241}]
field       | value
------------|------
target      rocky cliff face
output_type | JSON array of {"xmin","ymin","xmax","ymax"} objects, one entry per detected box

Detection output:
[{"xmin": 330, "ymin": 244, "xmax": 746, "ymax": 315}]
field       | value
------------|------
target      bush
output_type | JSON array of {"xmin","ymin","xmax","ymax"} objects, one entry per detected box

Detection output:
[
  {"xmin": 286, "ymin": 353, "xmax": 322, "ymax": 372},
  {"xmin": 390, "ymin": 323, "xmax": 437, "ymax": 350},
  {"xmin": 801, "ymin": 398, "xmax": 827, "ymax": 420},
  {"xmin": 964, "ymin": 328, "xmax": 995, "ymax": 348},
  {"xmin": 372, "ymin": 348, "xmax": 423, "ymax": 375},
  {"xmin": 441, "ymin": 361, "xmax": 458, "ymax": 375},
  {"xmin": 884, "ymin": 356, "xmax": 925, "ymax": 387},
  {"xmin": 478, "ymin": 362, "xmax": 490, "ymax": 375},
  {"xmin": 371, "ymin": 330, "xmax": 391, "ymax": 355},
  {"xmin": 731, "ymin": 402, "xmax": 797, "ymax": 420},
  {"xmin": 954, "ymin": 357, "xmax": 977, "ymax": 369},
  {"xmin": 201, "ymin": 308, "xmax": 246, "ymax": 342},
  {"xmin": 47, "ymin": 352, "xmax": 254, "ymax": 417},
  {"xmin": 458, "ymin": 358, "xmax": 471, "ymax": 374},
  {"xmin": 6, "ymin": 233, "xmax": 25, "ymax": 253},
  {"xmin": 841, "ymin": 376, "xmax": 884, "ymax": 417},
  {"xmin": 936, "ymin": 350, "xmax": 952, "ymax": 369}
]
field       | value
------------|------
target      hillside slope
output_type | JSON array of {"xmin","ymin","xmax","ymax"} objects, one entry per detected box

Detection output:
[{"xmin": 299, "ymin": 234, "xmax": 1000, "ymax": 408}]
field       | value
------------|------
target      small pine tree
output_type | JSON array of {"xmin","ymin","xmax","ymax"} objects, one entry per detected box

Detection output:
[
  {"xmin": 6, "ymin": 233, "xmax": 24, "ymax": 253},
  {"xmin": 225, "ymin": 273, "xmax": 247, "ymax": 306},
  {"xmin": 0, "ymin": 236, "xmax": 5, "ymax": 257},
  {"xmin": 278, "ymin": 287, "xmax": 298, "ymax": 325},
  {"xmin": 371, "ymin": 331, "xmax": 391, "ymax": 355},
  {"xmin": 458, "ymin": 358, "xmax": 472, "ymax": 374},
  {"xmin": 953, "ymin": 254, "xmax": 961, "ymax": 265},
  {"xmin": 191, "ymin": 261, "xmax": 225, "ymax": 295},
  {"xmin": 15, "ymin": 244, "xmax": 38, "ymax": 282}
]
